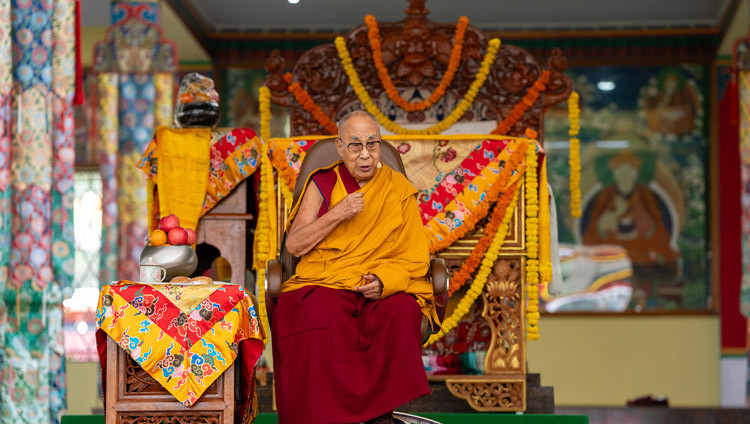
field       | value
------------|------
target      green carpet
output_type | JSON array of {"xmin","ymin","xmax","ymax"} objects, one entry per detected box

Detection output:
[
  {"xmin": 61, "ymin": 416, "xmax": 104, "ymax": 424},
  {"xmin": 62, "ymin": 414, "xmax": 588, "ymax": 424}
]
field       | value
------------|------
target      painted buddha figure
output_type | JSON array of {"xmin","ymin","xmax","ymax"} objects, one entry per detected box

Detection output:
[{"xmin": 582, "ymin": 150, "xmax": 678, "ymax": 267}]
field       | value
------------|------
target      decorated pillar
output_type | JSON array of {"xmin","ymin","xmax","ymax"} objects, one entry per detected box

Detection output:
[
  {"xmin": 0, "ymin": 0, "xmax": 76, "ymax": 422},
  {"xmin": 92, "ymin": 2, "xmax": 176, "ymax": 282}
]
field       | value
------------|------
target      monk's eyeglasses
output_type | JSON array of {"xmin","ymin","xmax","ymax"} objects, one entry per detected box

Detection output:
[{"xmin": 344, "ymin": 140, "xmax": 381, "ymax": 154}]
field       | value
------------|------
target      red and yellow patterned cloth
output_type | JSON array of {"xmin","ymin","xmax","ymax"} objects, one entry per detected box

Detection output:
[
  {"xmin": 137, "ymin": 127, "xmax": 263, "ymax": 231},
  {"xmin": 96, "ymin": 281, "xmax": 265, "ymax": 409}
]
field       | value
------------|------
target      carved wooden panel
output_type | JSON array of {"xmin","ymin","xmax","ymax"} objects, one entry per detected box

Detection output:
[
  {"xmin": 124, "ymin": 355, "xmax": 164, "ymax": 394},
  {"xmin": 122, "ymin": 348, "xmax": 222, "ymax": 396},
  {"xmin": 483, "ymin": 258, "xmax": 524, "ymax": 374},
  {"xmin": 445, "ymin": 379, "xmax": 525, "ymax": 412},
  {"xmin": 264, "ymin": 3, "xmax": 572, "ymax": 138},
  {"xmin": 119, "ymin": 415, "xmax": 221, "ymax": 424}
]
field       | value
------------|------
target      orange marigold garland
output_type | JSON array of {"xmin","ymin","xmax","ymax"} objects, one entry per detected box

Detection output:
[
  {"xmin": 491, "ymin": 70, "xmax": 551, "ymax": 136},
  {"xmin": 429, "ymin": 140, "xmax": 529, "ymax": 254},
  {"xmin": 365, "ymin": 14, "xmax": 468, "ymax": 112},
  {"xmin": 270, "ymin": 145, "xmax": 297, "ymax": 190},
  {"xmin": 447, "ymin": 181, "xmax": 519, "ymax": 297},
  {"xmin": 284, "ymin": 72, "xmax": 338, "ymax": 135}
]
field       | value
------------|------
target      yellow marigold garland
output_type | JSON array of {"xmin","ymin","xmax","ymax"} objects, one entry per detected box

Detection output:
[
  {"xmin": 259, "ymin": 86, "xmax": 272, "ymax": 141},
  {"xmin": 568, "ymin": 91, "xmax": 582, "ymax": 218},
  {"xmin": 279, "ymin": 175, "xmax": 293, "ymax": 213},
  {"xmin": 365, "ymin": 14, "xmax": 469, "ymax": 112},
  {"xmin": 426, "ymin": 184, "xmax": 521, "ymax": 346},
  {"xmin": 335, "ymin": 36, "xmax": 500, "ymax": 135},
  {"xmin": 253, "ymin": 139, "xmax": 276, "ymax": 344},
  {"xmin": 429, "ymin": 140, "xmax": 528, "ymax": 254},
  {"xmin": 525, "ymin": 142, "xmax": 540, "ymax": 340},
  {"xmin": 539, "ymin": 155, "xmax": 552, "ymax": 284}
]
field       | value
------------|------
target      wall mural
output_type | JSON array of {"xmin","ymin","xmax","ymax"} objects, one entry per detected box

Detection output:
[{"xmin": 543, "ymin": 65, "xmax": 709, "ymax": 312}]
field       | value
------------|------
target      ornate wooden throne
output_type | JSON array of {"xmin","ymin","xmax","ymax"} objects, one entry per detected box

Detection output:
[{"xmin": 263, "ymin": 0, "xmax": 572, "ymax": 413}]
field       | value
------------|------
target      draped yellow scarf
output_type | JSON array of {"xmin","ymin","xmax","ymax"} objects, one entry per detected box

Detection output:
[
  {"xmin": 153, "ymin": 126, "xmax": 211, "ymax": 232},
  {"xmin": 283, "ymin": 162, "xmax": 438, "ymax": 323}
]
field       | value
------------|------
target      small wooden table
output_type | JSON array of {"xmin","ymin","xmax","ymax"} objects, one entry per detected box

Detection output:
[
  {"xmin": 96, "ymin": 282, "xmax": 264, "ymax": 424},
  {"xmin": 104, "ymin": 336, "xmax": 235, "ymax": 424}
]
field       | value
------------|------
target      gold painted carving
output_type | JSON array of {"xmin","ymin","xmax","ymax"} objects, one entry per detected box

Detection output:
[
  {"xmin": 483, "ymin": 258, "xmax": 524, "ymax": 374},
  {"xmin": 120, "ymin": 416, "xmax": 221, "ymax": 424},
  {"xmin": 445, "ymin": 379, "xmax": 526, "ymax": 411}
]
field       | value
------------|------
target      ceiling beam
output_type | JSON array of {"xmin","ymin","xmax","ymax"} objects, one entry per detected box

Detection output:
[{"xmin": 165, "ymin": 0, "xmax": 214, "ymax": 55}]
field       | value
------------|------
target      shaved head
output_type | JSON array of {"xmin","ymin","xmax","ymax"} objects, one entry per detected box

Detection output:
[{"xmin": 337, "ymin": 110, "xmax": 380, "ymax": 134}]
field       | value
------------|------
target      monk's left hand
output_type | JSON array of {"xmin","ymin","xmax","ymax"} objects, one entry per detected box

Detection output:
[{"xmin": 358, "ymin": 274, "xmax": 383, "ymax": 300}]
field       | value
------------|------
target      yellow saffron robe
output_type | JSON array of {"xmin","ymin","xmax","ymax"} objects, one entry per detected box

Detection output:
[{"xmin": 283, "ymin": 162, "xmax": 438, "ymax": 324}]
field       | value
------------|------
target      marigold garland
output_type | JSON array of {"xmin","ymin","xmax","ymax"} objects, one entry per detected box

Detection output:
[
  {"xmin": 525, "ymin": 143, "xmax": 540, "ymax": 341},
  {"xmin": 270, "ymin": 145, "xmax": 298, "ymax": 190},
  {"xmin": 335, "ymin": 36, "xmax": 500, "ymax": 135},
  {"xmin": 447, "ymin": 182, "xmax": 518, "ymax": 297},
  {"xmin": 279, "ymin": 176, "xmax": 293, "ymax": 213},
  {"xmin": 429, "ymin": 140, "xmax": 528, "ymax": 254},
  {"xmin": 284, "ymin": 73, "xmax": 339, "ymax": 135},
  {"xmin": 289, "ymin": 42, "xmax": 549, "ymax": 138},
  {"xmin": 539, "ymin": 155, "xmax": 552, "ymax": 284},
  {"xmin": 253, "ymin": 140, "xmax": 276, "ymax": 344},
  {"xmin": 568, "ymin": 91, "xmax": 582, "ymax": 218},
  {"xmin": 426, "ymin": 185, "xmax": 520, "ymax": 345},
  {"xmin": 365, "ymin": 14, "xmax": 468, "ymax": 112},
  {"xmin": 491, "ymin": 70, "xmax": 551, "ymax": 136},
  {"xmin": 259, "ymin": 86, "xmax": 272, "ymax": 141}
]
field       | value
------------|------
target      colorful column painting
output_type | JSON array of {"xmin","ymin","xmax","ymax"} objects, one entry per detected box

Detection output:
[
  {"xmin": 92, "ymin": 2, "xmax": 176, "ymax": 282},
  {"xmin": 0, "ymin": 0, "xmax": 76, "ymax": 422}
]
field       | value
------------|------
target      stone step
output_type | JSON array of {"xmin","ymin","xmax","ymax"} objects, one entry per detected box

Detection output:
[{"xmin": 257, "ymin": 372, "xmax": 554, "ymax": 414}]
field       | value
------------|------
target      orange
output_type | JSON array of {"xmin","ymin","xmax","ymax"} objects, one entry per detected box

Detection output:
[{"xmin": 150, "ymin": 229, "xmax": 167, "ymax": 246}]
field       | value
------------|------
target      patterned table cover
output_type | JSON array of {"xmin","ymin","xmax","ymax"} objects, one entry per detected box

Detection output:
[{"xmin": 96, "ymin": 281, "xmax": 265, "ymax": 408}]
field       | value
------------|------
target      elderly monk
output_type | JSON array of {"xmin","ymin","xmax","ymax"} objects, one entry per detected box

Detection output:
[{"xmin": 271, "ymin": 110, "xmax": 438, "ymax": 424}]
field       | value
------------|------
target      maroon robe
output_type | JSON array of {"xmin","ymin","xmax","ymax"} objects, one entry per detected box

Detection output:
[{"xmin": 271, "ymin": 165, "xmax": 430, "ymax": 424}]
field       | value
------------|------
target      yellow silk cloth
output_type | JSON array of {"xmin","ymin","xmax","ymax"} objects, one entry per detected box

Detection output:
[
  {"xmin": 153, "ymin": 127, "xmax": 211, "ymax": 231},
  {"xmin": 283, "ymin": 162, "xmax": 438, "ymax": 323}
]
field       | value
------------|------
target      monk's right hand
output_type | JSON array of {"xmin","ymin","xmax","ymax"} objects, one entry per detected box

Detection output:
[{"xmin": 334, "ymin": 192, "xmax": 364, "ymax": 220}]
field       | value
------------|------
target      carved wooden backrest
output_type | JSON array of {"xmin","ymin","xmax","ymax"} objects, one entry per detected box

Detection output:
[{"xmin": 263, "ymin": 2, "xmax": 572, "ymax": 138}]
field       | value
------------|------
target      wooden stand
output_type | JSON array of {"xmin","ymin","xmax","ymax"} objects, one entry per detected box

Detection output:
[
  {"xmin": 196, "ymin": 180, "xmax": 253, "ymax": 287},
  {"xmin": 104, "ymin": 336, "xmax": 235, "ymax": 424}
]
